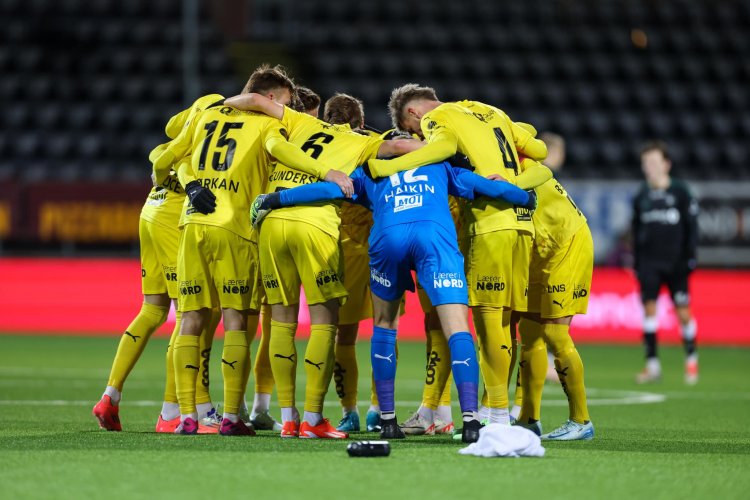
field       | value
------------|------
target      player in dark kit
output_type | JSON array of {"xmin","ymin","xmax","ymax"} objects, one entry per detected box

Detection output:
[{"xmin": 632, "ymin": 141, "xmax": 699, "ymax": 385}]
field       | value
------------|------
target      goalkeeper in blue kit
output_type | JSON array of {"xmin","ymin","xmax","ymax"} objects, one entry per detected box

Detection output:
[{"xmin": 252, "ymin": 161, "xmax": 536, "ymax": 443}]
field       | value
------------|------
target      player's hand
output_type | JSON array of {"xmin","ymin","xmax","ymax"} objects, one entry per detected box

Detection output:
[
  {"xmin": 486, "ymin": 173, "xmax": 509, "ymax": 182},
  {"xmin": 523, "ymin": 189, "xmax": 538, "ymax": 212},
  {"xmin": 324, "ymin": 169, "xmax": 354, "ymax": 198},
  {"xmin": 250, "ymin": 193, "xmax": 280, "ymax": 229},
  {"xmin": 185, "ymin": 180, "xmax": 216, "ymax": 214}
]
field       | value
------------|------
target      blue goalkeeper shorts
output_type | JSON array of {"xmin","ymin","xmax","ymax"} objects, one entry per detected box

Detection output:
[{"xmin": 368, "ymin": 221, "xmax": 467, "ymax": 306}]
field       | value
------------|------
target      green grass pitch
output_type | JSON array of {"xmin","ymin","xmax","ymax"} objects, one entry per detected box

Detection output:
[{"xmin": 0, "ymin": 335, "xmax": 749, "ymax": 499}]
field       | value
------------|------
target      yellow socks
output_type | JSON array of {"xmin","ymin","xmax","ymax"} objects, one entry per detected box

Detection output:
[
  {"xmin": 107, "ymin": 302, "xmax": 169, "ymax": 392},
  {"xmin": 174, "ymin": 334, "xmax": 200, "ymax": 415},
  {"xmin": 512, "ymin": 335, "xmax": 524, "ymax": 408},
  {"xmin": 269, "ymin": 320, "xmax": 298, "ymax": 409},
  {"xmin": 221, "ymin": 330, "xmax": 250, "ymax": 415},
  {"xmin": 303, "ymin": 324, "xmax": 337, "ymax": 413},
  {"xmin": 195, "ymin": 308, "xmax": 221, "ymax": 406},
  {"xmin": 254, "ymin": 305, "xmax": 275, "ymax": 395},
  {"xmin": 334, "ymin": 343, "xmax": 359, "ymax": 411},
  {"xmin": 473, "ymin": 306, "xmax": 511, "ymax": 413},
  {"xmin": 518, "ymin": 317, "xmax": 547, "ymax": 423},
  {"xmin": 422, "ymin": 329, "xmax": 451, "ymax": 410},
  {"xmin": 544, "ymin": 323, "xmax": 590, "ymax": 423},
  {"xmin": 163, "ymin": 311, "xmax": 182, "ymax": 404}
]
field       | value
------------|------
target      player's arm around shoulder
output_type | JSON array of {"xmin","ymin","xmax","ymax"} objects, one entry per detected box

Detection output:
[
  {"xmin": 509, "ymin": 117, "xmax": 548, "ymax": 161},
  {"xmin": 515, "ymin": 157, "xmax": 553, "ymax": 190},
  {"xmin": 223, "ymin": 93, "xmax": 285, "ymax": 120},
  {"xmin": 367, "ymin": 114, "xmax": 458, "ymax": 177},
  {"xmin": 375, "ymin": 138, "xmax": 425, "ymax": 158},
  {"xmin": 448, "ymin": 165, "xmax": 532, "ymax": 208}
]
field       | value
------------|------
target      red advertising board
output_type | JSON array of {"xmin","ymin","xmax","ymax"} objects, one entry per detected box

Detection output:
[{"xmin": 0, "ymin": 258, "xmax": 748, "ymax": 344}]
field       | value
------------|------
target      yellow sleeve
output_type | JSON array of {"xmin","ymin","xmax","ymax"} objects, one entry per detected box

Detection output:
[
  {"xmin": 176, "ymin": 156, "xmax": 195, "ymax": 187},
  {"xmin": 164, "ymin": 108, "xmax": 191, "ymax": 139},
  {"xmin": 516, "ymin": 158, "xmax": 553, "ymax": 189},
  {"xmin": 358, "ymin": 137, "xmax": 385, "ymax": 164},
  {"xmin": 165, "ymin": 94, "xmax": 224, "ymax": 139},
  {"xmin": 148, "ymin": 143, "xmax": 167, "ymax": 163},
  {"xmin": 508, "ymin": 117, "xmax": 548, "ymax": 161},
  {"xmin": 263, "ymin": 124, "xmax": 328, "ymax": 178},
  {"xmin": 152, "ymin": 117, "xmax": 197, "ymax": 185}
]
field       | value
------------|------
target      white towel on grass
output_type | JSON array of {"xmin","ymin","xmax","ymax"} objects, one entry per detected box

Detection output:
[{"xmin": 458, "ymin": 423, "xmax": 545, "ymax": 458}]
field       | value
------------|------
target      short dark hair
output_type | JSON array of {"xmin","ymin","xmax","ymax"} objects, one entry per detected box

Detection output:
[
  {"xmin": 323, "ymin": 93, "xmax": 364, "ymax": 129},
  {"xmin": 296, "ymin": 86, "xmax": 321, "ymax": 113},
  {"xmin": 243, "ymin": 64, "xmax": 295, "ymax": 95},
  {"xmin": 640, "ymin": 140, "xmax": 671, "ymax": 161},
  {"xmin": 388, "ymin": 83, "xmax": 438, "ymax": 129}
]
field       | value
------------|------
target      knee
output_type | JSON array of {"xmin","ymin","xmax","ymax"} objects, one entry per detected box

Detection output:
[{"xmin": 336, "ymin": 324, "xmax": 358, "ymax": 345}]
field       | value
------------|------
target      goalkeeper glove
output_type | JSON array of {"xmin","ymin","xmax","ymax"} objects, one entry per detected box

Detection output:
[
  {"xmin": 185, "ymin": 180, "xmax": 216, "ymax": 214},
  {"xmin": 522, "ymin": 189, "xmax": 538, "ymax": 212}
]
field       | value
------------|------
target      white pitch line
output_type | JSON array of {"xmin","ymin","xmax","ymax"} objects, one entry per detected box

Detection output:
[{"xmin": 0, "ymin": 388, "xmax": 667, "ymax": 408}]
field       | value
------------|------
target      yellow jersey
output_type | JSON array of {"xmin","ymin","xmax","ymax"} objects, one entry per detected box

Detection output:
[
  {"xmin": 267, "ymin": 108, "xmax": 383, "ymax": 237},
  {"xmin": 423, "ymin": 101, "xmax": 538, "ymax": 237},
  {"xmin": 530, "ymin": 176, "xmax": 587, "ymax": 255},
  {"xmin": 140, "ymin": 94, "xmax": 224, "ymax": 229},
  {"xmin": 366, "ymin": 101, "xmax": 546, "ymax": 237},
  {"xmin": 167, "ymin": 104, "xmax": 295, "ymax": 241}
]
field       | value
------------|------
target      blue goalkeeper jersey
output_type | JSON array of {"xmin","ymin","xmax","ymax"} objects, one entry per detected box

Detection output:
[{"xmin": 279, "ymin": 161, "xmax": 529, "ymax": 239}]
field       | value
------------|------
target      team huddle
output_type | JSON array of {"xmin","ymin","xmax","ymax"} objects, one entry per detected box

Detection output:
[{"xmin": 92, "ymin": 64, "xmax": 595, "ymax": 443}]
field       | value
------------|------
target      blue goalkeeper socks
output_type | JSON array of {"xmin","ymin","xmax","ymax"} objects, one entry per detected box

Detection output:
[
  {"xmin": 371, "ymin": 326, "xmax": 398, "ymax": 415},
  {"xmin": 448, "ymin": 332, "xmax": 479, "ymax": 414}
]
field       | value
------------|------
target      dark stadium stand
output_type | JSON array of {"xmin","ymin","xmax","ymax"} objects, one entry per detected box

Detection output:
[
  {"xmin": 0, "ymin": 0, "xmax": 237, "ymax": 183},
  {"xmin": 1, "ymin": 0, "xmax": 748, "ymax": 182},
  {"xmin": 286, "ymin": 0, "xmax": 750, "ymax": 179}
]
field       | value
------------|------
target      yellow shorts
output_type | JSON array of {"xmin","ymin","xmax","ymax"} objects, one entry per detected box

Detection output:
[
  {"xmin": 527, "ymin": 224, "xmax": 593, "ymax": 318},
  {"xmin": 338, "ymin": 242, "xmax": 372, "ymax": 325},
  {"xmin": 139, "ymin": 218, "xmax": 180, "ymax": 299},
  {"xmin": 259, "ymin": 218, "xmax": 347, "ymax": 307},
  {"xmin": 177, "ymin": 224, "xmax": 259, "ymax": 312},
  {"xmin": 461, "ymin": 230, "xmax": 532, "ymax": 310}
]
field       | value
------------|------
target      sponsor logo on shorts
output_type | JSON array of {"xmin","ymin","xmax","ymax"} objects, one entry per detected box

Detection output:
[
  {"xmin": 475, "ymin": 274, "xmax": 505, "ymax": 292},
  {"xmin": 222, "ymin": 278, "xmax": 250, "ymax": 295},
  {"xmin": 315, "ymin": 270, "xmax": 340, "ymax": 287},
  {"xmin": 370, "ymin": 269, "xmax": 392, "ymax": 288},
  {"xmin": 141, "ymin": 268, "xmax": 146, "ymax": 278},
  {"xmin": 573, "ymin": 285, "xmax": 588, "ymax": 299},
  {"xmin": 432, "ymin": 272, "xmax": 464, "ymax": 289},
  {"xmin": 180, "ymin": 280, "xmax": 203, "ymax": 295},
  {"xmin": 163, "ymin": 265, "xmax": 177, "ymax": 282},
  {"xmin": 545, "ymin": 284, "xmax": 566, "ymax": 294},
  {"xmin": 394, "ymin": 194, "xmax": 423, "ymax": 212},
  {"xmin": 263, "ymin": 274, "xmax": 279, "ymax": 289}
]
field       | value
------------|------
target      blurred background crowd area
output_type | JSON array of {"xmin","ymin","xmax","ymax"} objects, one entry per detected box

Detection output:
[{"xmin": 0, "ymin": 0, "xmax": 748, "ymax": 267}]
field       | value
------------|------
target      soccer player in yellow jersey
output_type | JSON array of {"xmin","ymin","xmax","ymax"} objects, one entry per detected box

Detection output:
[
  {"xmin": 367, "ymin": 84, "xmax": 550, "ymax": 425},
  {"xmin": 225, "ymin": 91, "xmax": 420, "ymax": 438},
  {"xmin": 92, "ymin": 94, "xmax": 225, "ymax": 434},
  {"xmin": 247, "ymin": 88, "xmax": 322, "ymax": 432},
  {"xmin": 508, "ymin": 126, "xmax": 594, "ymax": 440},
  {"xmin": 154, "ymin": 66, "xmax": 350, "ymax": 436}
]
